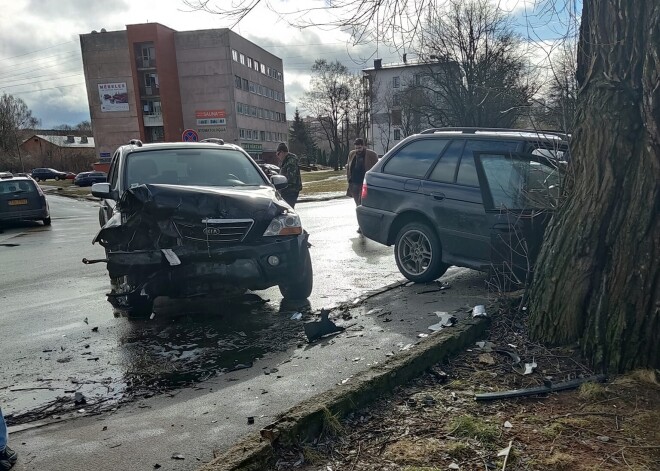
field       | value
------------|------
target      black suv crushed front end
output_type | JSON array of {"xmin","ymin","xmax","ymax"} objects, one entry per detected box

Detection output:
[{"xmin": 94, "ymin": 183, "xmax": 312, "ymax": 315}]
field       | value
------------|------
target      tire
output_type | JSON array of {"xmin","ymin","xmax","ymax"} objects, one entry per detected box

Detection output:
[
  {"xmin": 394, "ymin": 221, "xmax": 449, "ymax": 283},
  {"xmin": 55, "ymin": 176, "xmax": 61, "ymax": 181},
  {"xmin": 108, "ymin": 276, "xmax": 154, "ymax": 319},
  {"xmin": 34, "ymin": 177, "xmax": 40, "ymax": 182},
  {"xmin": 42, "ymin": 217, "xmax": 51, "ymax": 226},
  {"xmin": 279, "ymin": 246, "xmax": 313, "ymax": 300}
]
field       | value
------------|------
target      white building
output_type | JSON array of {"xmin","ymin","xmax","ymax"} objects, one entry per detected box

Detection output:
[{"xmin": 363, "ymin": 58, "xmax": 451, "ymax": 156}]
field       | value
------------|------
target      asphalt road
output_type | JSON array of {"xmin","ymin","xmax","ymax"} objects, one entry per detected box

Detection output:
[
  {"xmin": 0, "ymin": 194, "xmax": 487, "ymax": 471},
  {"xmin": 0, "ymin": 195, "xmax": 399, "ymax": 415}
]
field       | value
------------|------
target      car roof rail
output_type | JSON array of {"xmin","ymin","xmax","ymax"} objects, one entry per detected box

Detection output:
[
  {"xmin": 200, "ymin": 138, "xmax": 225, "ymax": 145},
  {"xmin": 129, "ymin": 139, "xmax": 143, "ymax": 147},
  {"xmin": 419, "ymin": 127, "xmax": 569, "ymax": 139}
]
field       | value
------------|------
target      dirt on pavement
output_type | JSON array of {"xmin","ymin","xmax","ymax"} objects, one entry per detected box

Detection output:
[{"xmin": 268, "ymin": 295, "xmax": 660, "ymax": 471}]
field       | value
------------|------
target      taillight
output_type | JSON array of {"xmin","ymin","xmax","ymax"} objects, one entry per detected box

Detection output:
[{"xmin": 361, "ymin": 182, "xmax": 368, "ymax": 200}]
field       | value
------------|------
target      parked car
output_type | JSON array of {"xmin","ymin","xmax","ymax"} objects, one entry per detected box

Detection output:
[
  {"xmin": 357, "ymin": 127, "xmax": 568, "ymax": 285},
  {"xmin": 65, "ymin": 172, "xmax": 77, "ymax": 180},
  {"xmin": 0, "ymin": 171, "xmax": 13, "ymax": 179},
  {"xmin": 74, "ymin": 171, "xmax": 107, "ymax": 186},
  {"xmin": 0, "ymin": 175, "xmax": 51, "ymax": 226},
  {"xmin": 91, "ymin": 139, "xmax": 313, "ymax": 316},
  {"xmin": 31, "ymin": 168, "xmax": 68, "ymax": 181}
]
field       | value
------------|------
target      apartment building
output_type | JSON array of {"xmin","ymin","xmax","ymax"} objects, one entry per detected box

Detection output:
[
  {"xmin": 363, "ymin": 58, "xmax": 450, "ymax": 156},
  {"xmin": 80, "ymin": 23, "xmax": 288, "ymax": 161}
]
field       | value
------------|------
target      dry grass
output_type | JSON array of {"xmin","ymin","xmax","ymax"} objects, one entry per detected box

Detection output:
[
  {"xmin": 301, "ymin": 170, "xmax": 344, "ymax": 183},
  {"xmin": 268, "ymin": 300, "xmax": 660, "ymax": 471}
]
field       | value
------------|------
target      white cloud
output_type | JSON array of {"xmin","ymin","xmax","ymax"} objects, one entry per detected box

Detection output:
[{"xmin": 0, "ymin": 0, "xmax": 574, "ymax": 127}]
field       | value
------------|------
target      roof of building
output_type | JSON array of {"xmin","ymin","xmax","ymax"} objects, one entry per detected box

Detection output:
[
  {"xmin": 363, "ymin": 59, "xmax": 453, "ymax": 72},
  {"xmin": 27, "ymin": 135, "xmax": 95, "ymax": 148}
]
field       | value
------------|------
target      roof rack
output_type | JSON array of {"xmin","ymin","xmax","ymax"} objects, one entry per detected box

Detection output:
[
  {"xmin": 129, "ymin": 139, "xmax": 143, "ymax": 147},
  {"xmin": 200, "ymin": 138, "xmax": 225, "ymax": 145},
  {"xmin": 419, "ymin": 127, "xmax": 569, "ymax": 139}
]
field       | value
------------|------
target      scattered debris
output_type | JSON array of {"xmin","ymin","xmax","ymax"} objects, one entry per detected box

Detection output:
[
  {"xmin": 449, "ymin": 463, "xmax": 460, "ymax": 469},
  {"xmin": 91, "ymin": 327, "xmax": 99, "ymax": 332},
  {"xmin": 475, "ymin": 374, "xmax": 608, "ymax": 401},
  {"xmin": 161, "ymin": 248, "xmax": 181, "ymax": 266},
  {"xmin": 247, "ymin": 417, "xmax": 255, "ymax": 425},
  {"xmin": 597, "ymin": 435, "xmax": 610, "ymax": 442},
  {"xmin": 83, "ymin": 317, "xmax": 88, "ymax": 324},
  {"xmin": 74, "ymin": 392, "xmax": 86, "ymax": 405},
  {"xmin": 153, "ymin": 464, "xmax": 161, "ymax": 469},
  {"xmin": 290, "ymin": 312, "xmax": 303, "ymax": 321},
  {"xmin": 227, "ymin": 363, "xmax": 252, "ymax": 372},
  {"xmin": 304, "ymin": 309, "xmax": 345, "ymax": 342},
  {"xmin": 428, "ymin": 312, "xmax": 457, "ymax": 331},
  {"xmin": 475, "ymin": 341, "xmax": 496, "ymax": 352},
  {"xmin": 503, "ymin": 421, "xmax": 513, "ymax": 429},
  {"xmin": 150, "ymin": 313, "xmax": 156, "ymax": 320},
  {"xmin": 497, "ymin": 441, "xmax": 513, "ymax": 470},
  {"xmin": 472, "ymin": 305, "xmax": 487, "ymax": 317},
  {"xmin": 513, "ymin": 360, "xmax": 537, "ymax": 376},
  {"xmin": 417, "ymin": 333, "xmax": 429, "ymax": 338},
  {"xmin": 171, "ymin": 453, "xmax": 185, "ymax": 460},
  {"xmin": 478, "ymin": 354, "xmax": 496, "ymax": 365},
  {"xmin": 494, "ymin": 348, "xmax": 521, "ymax": 365}
]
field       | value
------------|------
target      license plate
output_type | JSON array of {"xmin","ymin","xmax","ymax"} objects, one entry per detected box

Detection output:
[{"xmin": 8, "ymin": 199, "xmax": 28, "ymax": 206}]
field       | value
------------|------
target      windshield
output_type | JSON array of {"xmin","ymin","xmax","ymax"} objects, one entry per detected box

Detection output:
[
  {"xmin": 0, "ymin": 180, "xmax": 36, "ymax": 194},
  {"xmin": 125, "ymin": 148, "xmax": 266, "ymax": 188},
  {"xmin": 480, "ymin": 154, "xmax": 562, "ymax": 210}
]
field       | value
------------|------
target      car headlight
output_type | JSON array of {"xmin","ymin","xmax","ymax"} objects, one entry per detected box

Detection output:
[
  {"xmin": 104, "ymin": 211, "xmax": 122, "ymax": 228},
  {"xmin": 263, "ymin": 212, "xmax": 302, "ymax": 236}
]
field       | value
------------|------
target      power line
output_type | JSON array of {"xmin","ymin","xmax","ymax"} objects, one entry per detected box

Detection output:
[
  {"xmin": 0, "ymin": 73, "xmax": 85, "ymax": 91},
  {"xmin": 0, "ymin": 56, "xmax": 82, "ymax": 81},
  {"xmin": 0, "ymin": 40, "xmax": 76, "ymax": 63},
  {"xmin": 4, "ymin": 81, "xmax": 86, "ymax": 95}
]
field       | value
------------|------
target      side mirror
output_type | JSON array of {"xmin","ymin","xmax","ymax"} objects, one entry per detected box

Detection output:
[
  {"xmin": 91, "ymin": 182, "xmax": 115, "ymax": 199},
  {"xmin": 271, "ymin": 174, "xmax": 288, "ymax": 190}
]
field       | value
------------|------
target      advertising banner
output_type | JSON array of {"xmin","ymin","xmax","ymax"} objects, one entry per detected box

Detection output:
[{"xmin": 98, "ymin": 83, "xmax": 129, "ymax": 112}]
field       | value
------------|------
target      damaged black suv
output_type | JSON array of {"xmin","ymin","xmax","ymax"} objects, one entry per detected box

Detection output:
[{"xmin": 91, "ymin": 139, "xmax": 313, "ymax": 316}]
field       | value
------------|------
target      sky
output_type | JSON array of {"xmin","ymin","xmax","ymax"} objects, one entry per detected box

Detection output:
[{"xmin": 0, "ymin": 0, "xmax": 579, "ymax": 129}]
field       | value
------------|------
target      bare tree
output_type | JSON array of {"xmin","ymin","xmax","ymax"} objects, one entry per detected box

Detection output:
[
  {"xmin": 542, "ymin": 43, "xmax": 578, "ymax": 132},
  {"xmin": 528, "ymin": 1, "xmax": 659, "ymax": 371},
  {"xmin": 0, "ymin": 93, "xmax": 39, "ymax": 172},
  {"xmin": 301, "ymin": 60, "xmax": 353, "ymax": 170},
  {"xmin": 415, "ymin": 0, "xmax": 536, "ymax": 127}
]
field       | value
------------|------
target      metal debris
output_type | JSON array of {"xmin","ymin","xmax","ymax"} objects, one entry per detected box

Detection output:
[
  {"xmin": 303, "ymin": 309, "xmax": 345, "ymax": 342},
  {"xmin": 513, "ymin": 360, "xmax": 537, "ymax": 376},
  {"xmin": 290, "ymin": 312, "xmax": 303, "ymax": 321},
  {"xmin": 475, "ymin": 374, "xmax": 608, "ymax": 401},
  {"xmin": 161, "ymin": 248, "xmax": 181, "ymax": 266},
  {"xmin": 475, "ymin": 341, "xmax": 496, "ymax": 352},
  {"xmin": 504, "ymin": 421, "xmax": 513, "ymax": 428},
  {"xmin": 171, "ymin": 453, "xmax": 185, "ymax": 460},
  {"xmin": 472, "ymin": 305, "xmax": 487, "ymax": 317}
]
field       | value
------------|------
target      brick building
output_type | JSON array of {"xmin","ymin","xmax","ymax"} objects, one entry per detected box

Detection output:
[
  {"xmin": 19, "ymin": 134, "xmax": 96, "ymax": 172},
  {"xmin": 80, "ymin": 23, "xmax": 288, "ymax": 160}
]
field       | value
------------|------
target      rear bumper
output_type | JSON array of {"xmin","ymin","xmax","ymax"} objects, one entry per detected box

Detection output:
[
  {"xmin": 0, "ymin": 207, "xmax": 48, "ymax": 222},
  {"xmin": 356, "ymin": 205, "xmax": 396, "ymax": 245},
  {"xmin": 106, "ymin": 233, "xmax": 309, "ymax": 298}
]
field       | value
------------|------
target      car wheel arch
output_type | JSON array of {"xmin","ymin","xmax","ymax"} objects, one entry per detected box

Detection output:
[{"xmin": 388, "ymin": 211, "xmax": 440, "ymax": 246}]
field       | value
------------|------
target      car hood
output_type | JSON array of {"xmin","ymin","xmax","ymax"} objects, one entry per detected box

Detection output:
[{"xmin": 94, "ymin": 183, "xmax": 292, "ymax": 250}]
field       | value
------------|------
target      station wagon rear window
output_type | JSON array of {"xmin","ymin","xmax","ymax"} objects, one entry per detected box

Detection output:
[
  {"xmin": 383, "ymin": 139, "xmax": 449, "ymax": 178},
  {"xmin": 0, "ymin": 180, "xmax": 36, "ymax": 194}
]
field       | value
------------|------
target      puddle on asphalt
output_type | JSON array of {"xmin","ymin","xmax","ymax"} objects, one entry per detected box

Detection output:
[{"xmin": 4, "ymin": 294, "xmax": 311, "ymax": 426}]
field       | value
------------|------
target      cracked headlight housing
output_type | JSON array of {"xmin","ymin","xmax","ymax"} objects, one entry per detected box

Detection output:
[{"xmin": 263, "ymin": 212, "xmax": 302, "ymax": 236}]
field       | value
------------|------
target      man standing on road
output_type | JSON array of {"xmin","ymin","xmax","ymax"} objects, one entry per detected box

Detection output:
[
  {"xmin": 276, "ymin": 142, "xmax": 303, "ymax": 208},
  {"xmin": 0, "ymin": 408, "xmax": 17, "ymax": 470},
  {"xmin": 346, "ymin": 138, "xmax": 378, "ymax": 233}
]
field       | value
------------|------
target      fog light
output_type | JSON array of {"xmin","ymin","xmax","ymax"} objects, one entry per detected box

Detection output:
[{"xmin": 267, "ymin": 255, "xmax": 280, "ymax": 266}]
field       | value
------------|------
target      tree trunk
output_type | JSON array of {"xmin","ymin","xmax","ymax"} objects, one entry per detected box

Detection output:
[{"xmin": 529, "ymin": 0, "xmax": 660, "ymax": 372}]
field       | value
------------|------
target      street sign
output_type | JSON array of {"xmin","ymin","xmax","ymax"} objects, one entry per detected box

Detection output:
[{"xmin": 182, "ymin": 129, "xmax": 199, "ymax": 142}]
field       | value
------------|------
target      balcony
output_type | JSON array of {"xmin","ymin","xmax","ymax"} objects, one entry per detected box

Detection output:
[
  {"xmin": 137, "ymin": 57, "xmax": 157, "ymax": 70},
  {"xmin": 143, "ymin": 113, "xmax": 163, "ymax": 127}
]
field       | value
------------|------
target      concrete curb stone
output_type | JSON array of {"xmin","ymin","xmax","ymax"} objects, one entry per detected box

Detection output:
[{"xmin": 198, "ymin": 316, "xmax": 489, "ymax": 471}]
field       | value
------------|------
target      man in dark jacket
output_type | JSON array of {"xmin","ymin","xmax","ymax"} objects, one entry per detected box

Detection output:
[
  {"xmin": 346, "ymin": 138, "xmax": 378, "ymax": 234},
  {"xmin": 346, "ymin": 138, "xmax": 378, "ymax": 206},
  {"xmin": 276, "ymin": 142, "xmax": 302, "ymax": 208}
]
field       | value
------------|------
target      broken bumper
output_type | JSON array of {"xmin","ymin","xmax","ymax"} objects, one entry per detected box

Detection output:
[{"xmin": 106, "ymin": 233, "xmax": 309, "ymax": 297}]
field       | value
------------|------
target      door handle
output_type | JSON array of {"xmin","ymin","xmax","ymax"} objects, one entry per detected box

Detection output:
[{"xmin": 430, "ymin": 192, "xmax": 445, "ymax": 200}]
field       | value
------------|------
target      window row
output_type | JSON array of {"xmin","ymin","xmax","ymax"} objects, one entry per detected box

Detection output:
[
  {"xmin": 231, "ymin": 49, "xmax": 283, "ymax": 81},
  {"xmin": 236, "ymin": 102, "xmax": 286, "ymax": 122},
  {"xmin": 234, "ymin": 75, "xmax": 284, "ymax": 102},
  {"xmin": 239, "ymin": 129, "xmax": 287, "ymax": 142}
]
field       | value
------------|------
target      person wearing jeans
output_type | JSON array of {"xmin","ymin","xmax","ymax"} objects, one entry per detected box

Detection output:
[{"xmin": 0, "ymin": 408, "xmax": 17, "ymax": 470}]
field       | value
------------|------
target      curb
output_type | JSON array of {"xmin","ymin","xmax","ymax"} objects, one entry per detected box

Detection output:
[{"xmin": 198, "ymin": 316, "xmax": 490, "ymax": 471}]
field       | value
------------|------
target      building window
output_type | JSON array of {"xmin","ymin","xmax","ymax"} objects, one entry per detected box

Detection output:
[
  {"xmin": 393, "ymin": 76, "xmax": 400, "ymax": 88},
  {"xmin": 239, "ymin": 53, "xmax": 245, "ymax": 65},
  {"xmin": 235, "ymin": 75, "xmax": 242, "ymax": 89},
  {"xmin": 247, "ymin": 57, "xmax": 253, "ymax": 68},
  {"xmin": 394, "ymin": 129, "xmax": 401, "ymax": 140},
  {"xmin": 393, "ymin": 93, "xmax": 401, "ymax": 107},
  {"xmin": 254, "ymin": 60, "xmax": 260, "ymax": 71},
  {"xmin": 242, "ymin": 78, "xmax": 249, "ymax": 90},
  {"xmin": 260, "ymin": 131, "xmax": 266, "ymax": 141},
  {"xmin": 249, "ymin": 82, "xmax": 256, "ymax": 93},
  {"xmin": 260, "ymin": 63, "xmax": 266, "ymax": 74},
  {"xmin": 392, "ymin": 109, "xmax": 402, "ymax": 125},
  {"xmin": 232, "ymin": 50, "xmax": 238, "ymax": 61}
]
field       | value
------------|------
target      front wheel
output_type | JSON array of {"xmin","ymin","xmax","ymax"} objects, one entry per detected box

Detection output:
[
  {"xmin": 55, "ymin": 176, "xmax": 61, "ymax": 181},
  {"xmin": 394, "ymin": 222, "xmax": 449, "ymax": 283},
  {"xmin": 279, "ymin": 247, "xmax": 313, "ymax": 300},
  {"xmin": 42, "ymin": 217, "xmax": 51, "ymax": 226}
]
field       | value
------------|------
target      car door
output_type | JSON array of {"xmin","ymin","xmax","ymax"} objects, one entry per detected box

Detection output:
[
  {"xmin": 369, "ymin": 138, "xmax": 449, "ymax": 217},
  {"xmin": 473, "ymin": 151, "xmax": 562, "ymax": 284}
]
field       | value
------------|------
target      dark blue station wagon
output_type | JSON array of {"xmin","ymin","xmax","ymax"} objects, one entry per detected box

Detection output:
[{"xmin": 357, "ymin": 128, "xmax": 567, "ymax": 285}]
